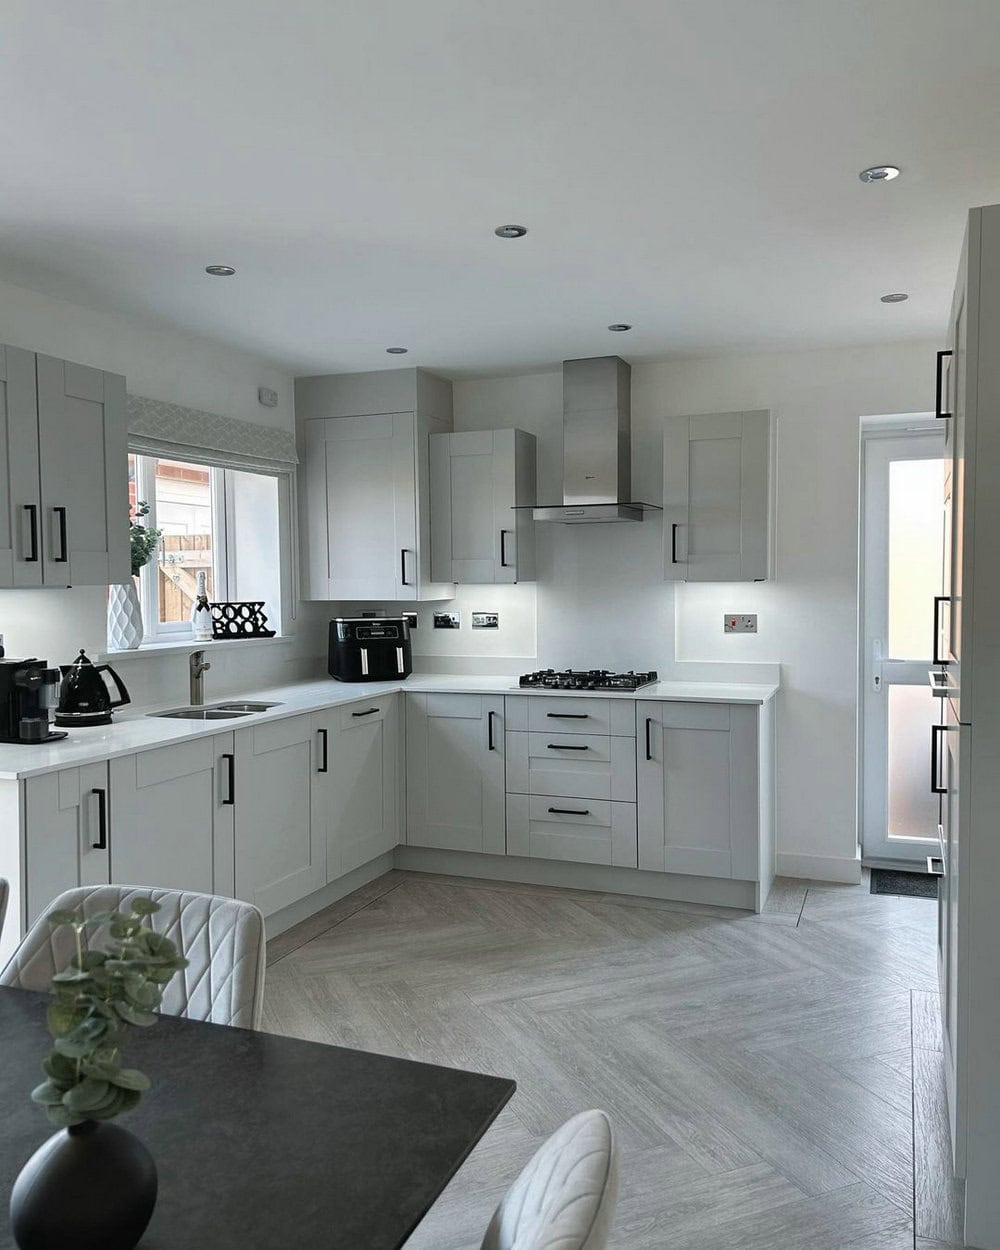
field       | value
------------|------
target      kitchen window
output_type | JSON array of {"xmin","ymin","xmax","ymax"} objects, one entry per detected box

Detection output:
[{"xmin": 128, "ymin": 452, "xmax": 288, "ymax": 641}]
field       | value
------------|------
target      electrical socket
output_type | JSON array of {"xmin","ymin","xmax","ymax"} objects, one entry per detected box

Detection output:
[{"xmin": 724, "ymin": 614, "xmax": 758, "ymax": 633}]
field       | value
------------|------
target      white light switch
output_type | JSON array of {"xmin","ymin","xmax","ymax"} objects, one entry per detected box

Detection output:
[{"xmin": 724, "ymin": 614, "xmax": 758, "ymax": 633}]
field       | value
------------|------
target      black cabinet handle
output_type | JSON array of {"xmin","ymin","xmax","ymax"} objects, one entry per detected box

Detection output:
[
  {"xmin": 23, "ymin": 505, "xmax": 39, "ymax": 562},
  {"xmin": 936, "ymin": 350, "xmax": 953, "ymax": 420},
  {"xmin": 933, "ymin": 596, "xmax": 951, "ymax": 666},
  {"xmin": 222, "ymin": 753, "xmax": 235, "ymax": 805},
  {"xmin": 400, "ymin": 548, "xmax": 412, "ymax": 586},
  {"xmin": 670, "ymin": 522, "xmax": 680, "ymax": 564},
  {"xmin": 645, "ymin": 716, "xmax": 653, "ymax": 761},
  {"xmin": 931, "ymin": 724, "xmax": 947, "ymax": 795},
  {"xmin": 548, "ymin": 806, "xmax": 590, "ymax": 816},
  {"xmin": 351, "ymin": 707, "xmax": 379, "ymax": 717},
  {"xmin": 53, "ymin": 506, "xmax": 68, "ymax": 563},
  {"xmin": 91, "ymin": 788, "xmax": 108, "ymax": 849},
  {"xmin": 499, "ymin": 529, "xmax": 511, "ymax": 568},
  {"xmin": 546, "ymin": 712, "xmax": 588, "ymax": 720},
  {"xmin": 317, "ymin": 729, "xmax": 328, "ymax": 773},
  {"xmin": 546, "ymin": 742, "xmax": 589, "ymax": 751},
  {"xmin": 488, "ymin": 710, "xmax": 497, "ymax": 751}
]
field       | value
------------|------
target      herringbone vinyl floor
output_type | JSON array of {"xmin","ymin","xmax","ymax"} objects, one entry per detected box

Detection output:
[{"xmin": 263, "ymin": 870, "xmax": 960, "ymax": 1250}]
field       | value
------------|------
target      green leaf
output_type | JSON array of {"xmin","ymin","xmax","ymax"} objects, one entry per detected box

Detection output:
[
  {"xmin": 114, "ymin": 1002, "xmax": 157, "ymax": 1027},
  {"xmin": 52, "ymin": 970, "xmax": 93, "ymax": 985},
  {"xmin": 124, "ymin": 981, "xmax": 159, "ymax": 1009},
  {"xmin": 54, "ymin": 1036, "xmax": 91, "ymax": 1059},
  {"xmin": 47, "ymin": 1000, "xmax": 86, "ymax": 1039},
  {"xmin": 79, "ymin": 951, "xmax": 107, "ymax": 970},
  {"xmin": 130, "ymin": 898, "xmax": 159, "ymax": 917},
  {"xmin": 63, "ymin": 1077, "xmax": 112, "ymax": 1113},
  {"xmin": 79, "ymin": 1058, "xmax": 121, "ymax": 1083},
  {"xmin": 43, "ymin": 1051, "xmax": 78, "ymax": 1082},
  {"xmin": 31, "ymin": 1079, "xmax": 68, "ymax": 1107},
  {"xmin": 45, "ymin": 1103, "xmax": 77, "ymax": 1128},
  {"xmin": 111, "ymin": 1068, "xmax": 151, "ymax": 1092}
]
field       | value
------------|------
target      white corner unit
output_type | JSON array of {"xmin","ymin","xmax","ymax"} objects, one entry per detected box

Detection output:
[
  {"xmin": 429, "ymin": 428, "xmax": 537, "ymax": 583},
  {"xmin": 663, "ymin": 409, "xmax": 773, "ymax": 582},
  {"xmin": 0, "ymin": 344, "xmax": 128, "ymax": 587},
  {"xmin": 296, "ymin": 367, "xmax": 456, "ymax": 601}
]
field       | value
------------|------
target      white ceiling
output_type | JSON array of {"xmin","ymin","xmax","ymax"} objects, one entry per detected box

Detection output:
[{"xmin": 2, "ymin": 0, "xmax": 1000, "ymax": 377}]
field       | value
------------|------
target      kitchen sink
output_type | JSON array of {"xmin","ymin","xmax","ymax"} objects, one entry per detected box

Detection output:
[
  {"xmin": 150, "ymin": 700, "xmax": 284, "ymax": 720},
  {"xmin": 212, "ymin": 701, "xmax": 283, "ymax": 713}
]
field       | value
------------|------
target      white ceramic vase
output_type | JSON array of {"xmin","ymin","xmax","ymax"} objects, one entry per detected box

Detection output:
[{"xmin": 107, "ymin": 580, "xmax": 143, "ymax": 650}]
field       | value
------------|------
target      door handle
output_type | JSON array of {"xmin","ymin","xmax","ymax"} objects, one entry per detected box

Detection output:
[
  {"xmin": 317, "ymin": 729, "xmax": 329, "ymax": 773},
  {"xmin": 670, "ymin": 522, "xmax": 680, "ymax": 564},
  {"xmin": 933, "ymin": 596, "xmax": 951, "ymax": 666},
  {"xmin": 931, "ymin": 724, "xmax": 947, "ymax": 795},
  {"xmin": 53, "ymin": 506, "xmax": 68, "ymax": 563},
  {"xmin": 872, "ymin": 639, "xmax": 883, "ymax": 693},
  {"xmin": 351, "ymin": 707, "xmax": 379, "ymax": 717},
  {"xmin": 400, "ymin": 548, "xmax": 412, "ymax": 587},
  {"xmin": 488, "ymin": 710, "xmax": 497, "ymax": 751},
  {"xmin": 936, "ymin": 349, "xmax": 953, "ymax": 420},
  {"xmin": 91, "ymin": 788, "xmax": 108, "ymax": 849},
  {"xmin": 546, "ymin": 742, "xmax": 589, "ymax": 751},
  {"xmin": 222, "ymin": 753, "xmax": 236, "ymax": 805},
  {"xmin": 645, "ymin": 716, "xmax": 654, "ymax": 761},
  {"xmin": 547, "ymin": 806, "xmax": 590, "ymax": 816},
  {"xmin": 499, "ymin": 529, "xmax": 511, "ymax": 568},
  {"xmin": 23, "ymin": 505, "xmax": 39, "ymax": 562}
]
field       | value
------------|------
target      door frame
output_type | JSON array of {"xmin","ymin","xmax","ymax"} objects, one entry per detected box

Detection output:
[{"xmin": 858, "ymin": 418, "xmax": 944, "ymax": 867}]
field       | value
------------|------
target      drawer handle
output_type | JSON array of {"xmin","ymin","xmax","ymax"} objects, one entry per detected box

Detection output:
[
  {"xmin": 352, "ymin": 707, "xmax": 380, "ymax": 717},
  {"xmin": 547, "ymin": 742, "xmax": 589, "ymax": 751},
  {"xmin": 548, "ymin": 806, "xmax": 590, "ymax": 816},
  {"xmin": 546, "ymin": 712, "xmax": 589, "ymax": 720}
]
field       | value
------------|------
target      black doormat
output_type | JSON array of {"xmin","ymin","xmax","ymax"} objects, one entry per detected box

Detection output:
[{"xmin": 870, "ymin": 868, "xmax": 938, "ymax": 899}]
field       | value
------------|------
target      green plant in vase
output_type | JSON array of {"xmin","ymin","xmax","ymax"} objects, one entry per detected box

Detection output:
[{"xmin": 129, "ymin": 500, "xmax": 161, "ymax": 578}]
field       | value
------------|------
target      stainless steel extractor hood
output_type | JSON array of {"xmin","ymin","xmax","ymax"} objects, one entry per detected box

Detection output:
[{"xmin": 531, "ymin": 356, "xmax": 659, "ymax": 523}]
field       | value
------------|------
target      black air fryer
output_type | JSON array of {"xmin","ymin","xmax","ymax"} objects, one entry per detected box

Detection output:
[{"xmin": 328, "ymin": 618, "xmax": 412, "ymax": 682}]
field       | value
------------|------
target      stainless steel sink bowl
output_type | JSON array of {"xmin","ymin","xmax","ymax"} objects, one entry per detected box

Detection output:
[
  {"xmin": 212, "ymin": 701, "xmax": 283, "ymax": 713},
  {"xmin": 154, "ymin": 708, "xmax": 250, "ymax": 720}
]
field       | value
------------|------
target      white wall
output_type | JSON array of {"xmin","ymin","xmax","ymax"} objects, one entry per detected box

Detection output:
[
  {"xmin": 452, "ymin": 341, "xmax": 938, "ymax": 879},
  {"xmin": 0, "ymin": 277, "xmax": 326, "ymax": 697}
]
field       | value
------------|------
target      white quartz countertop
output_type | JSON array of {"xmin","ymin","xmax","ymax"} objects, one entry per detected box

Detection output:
[{"xmin": 0, "ymin": 673, "xmax": 778, "ymax": 780}]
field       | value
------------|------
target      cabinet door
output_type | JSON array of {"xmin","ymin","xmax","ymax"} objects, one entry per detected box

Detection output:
[
  {"xmin": 405, "ymin": 693, "xmax": 505, "ymax": 853},
  {"xmin": 109, "ymin": 735, "xmax": 235, "ymax": 897},
  {"xmin": 36, "ymin": 354, "xmax": 129, "ymax": 586},
  {"xmin": 234, "ymin": 715, "xmax": 326, "ymax": 917},
  {"xmin": 324, "ymin": 696, "xmax": 399, "ymax": 879},
  {"xmin": 23, "ymin": 762, "xmax": 110, "ymax": 926},
  {"xmin": 637, "ymin": 701, "xmax": 759, "ymax": 879},
  {"xmin": 303, "ymin": 412, "xmax": 416, "ymax": 600},
  {"xmin": 0, "ymin": 345, "xmax": 43, "ymax": 588},
  {"xmin": 664, "ymin": 410, "xmax": 771, "ymax": 582}
]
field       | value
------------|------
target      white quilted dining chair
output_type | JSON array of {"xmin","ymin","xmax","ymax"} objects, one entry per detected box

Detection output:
[
  {"xmin": 0, "ymin": 884, "xmax": 266, "ymax": 1029},
  {"xmin": 482, "ymin": 1110, "xmax": 618, "ymax": 1250}
]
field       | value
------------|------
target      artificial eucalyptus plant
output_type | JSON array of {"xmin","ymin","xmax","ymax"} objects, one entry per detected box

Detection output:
[
  {"xmin": 31, "ymin": 899, "xmax": 187, "ymax": 1128},
  {"xmin": 129, "ymin": 500, "xmax": 162, "ymax": 578}
]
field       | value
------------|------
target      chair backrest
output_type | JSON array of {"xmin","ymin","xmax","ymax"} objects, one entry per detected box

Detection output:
[
  {"xmin": 0, "ymin": 877, "xmax": 8, "ymax": 946},
  {"xmin": 481, "ymin": 1110, "xmax": 618, "ymax": 1250},
  {"xmin": 0, "ymin": 884, "xmax": 266, "ymax": 1029}
]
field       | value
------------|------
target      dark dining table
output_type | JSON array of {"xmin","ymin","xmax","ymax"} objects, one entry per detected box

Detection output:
[{"xmin": 0, "ymin": 987, "xmax": 515, "ymax": 1249}]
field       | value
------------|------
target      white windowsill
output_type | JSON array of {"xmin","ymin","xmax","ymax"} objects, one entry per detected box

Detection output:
[{"xmin": 99, "ymin": 635, "xmax": 295, "ymax": 662}]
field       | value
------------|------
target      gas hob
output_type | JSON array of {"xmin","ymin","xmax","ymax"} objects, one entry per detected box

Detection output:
[{"xmin": 518, "ymin": 669, "xmax": 658, "ymax": 692}]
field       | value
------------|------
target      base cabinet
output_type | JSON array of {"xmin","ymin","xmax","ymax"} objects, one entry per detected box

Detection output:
[
  {"xmin": 637, "ymin": 701, "xmax": 760, "ymax": 880},
  {"xmin": 324, "ymin": 695, "xmax": 400, "ymax": 879},
  {"xmin": 506, "ymin": 794, "xmax": 637, "ymax": 867},
  {"xmin": 405, "ymin": 693, "xmax": 505, "ymax": 853}
]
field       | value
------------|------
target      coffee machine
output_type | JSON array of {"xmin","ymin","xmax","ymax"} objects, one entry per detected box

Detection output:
[{"xmin": 0, "ymin": 658, "xmax": 67, "ymax": 743}]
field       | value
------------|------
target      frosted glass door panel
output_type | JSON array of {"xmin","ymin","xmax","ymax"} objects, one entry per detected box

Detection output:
[
  {"xmin": 887, "ymin": 684, "xmax": 939, "ymax": 839},
  {"xmin": 888, "ymin": 458, "xmax": 945, "ymax": 660}
]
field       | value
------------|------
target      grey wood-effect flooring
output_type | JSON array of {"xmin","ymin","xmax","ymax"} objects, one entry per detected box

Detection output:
[{"xmin": 263, "ymin": 870, "xmax": 962, "ymax": 1250}]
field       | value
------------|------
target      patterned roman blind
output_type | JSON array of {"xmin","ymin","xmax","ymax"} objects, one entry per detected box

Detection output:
[{"xmin": 127, "ymin": 394, "xmax": 298, "ymax": 474}]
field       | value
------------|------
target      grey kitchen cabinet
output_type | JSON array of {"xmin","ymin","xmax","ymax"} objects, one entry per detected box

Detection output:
[
  {"xmin": 297, "ymin": 367, "xmax": 455, "ymax": 601},
  {"xmin": 506, "ymin": 794, "xmax": 638, "ymax": 868},
  {"xmin": 663, "ymin": 409, "xmax": 772, "ymax": 582},
  {"xmin": 109, "ymin": 735, "xmax": 236, "ymax": 898},
  {"xmin": 429, "ymin": 429, "xmax": 536, "ymax": 583},
  {"xmin": 405, "ymin": 692, "xmax": 505, "ymax": 854},
  {"xmin": 637, "ymin": 700, "xmax": 760, "ymax": 879},
  {"xmin": 323, "ymin": 694, "xmax": 400, "ymax": 879},
  {"xmin": 0, "ymin": 344, "xmax": 128, "ymax": 588},
  {"xmin": 233, "ymin": 713, "xmax": 326, "ymax": 917},
  {"xmin": 22, "ymin": 762, "xmax": 111, "ymax": 927}
]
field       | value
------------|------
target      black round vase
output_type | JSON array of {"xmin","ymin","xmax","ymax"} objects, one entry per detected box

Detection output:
[{"xmin": 10, "ymin": 1119, "xmax": 158, "ymax": 1250}]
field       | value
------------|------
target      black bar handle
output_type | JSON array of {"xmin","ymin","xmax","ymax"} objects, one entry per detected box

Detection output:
[
  {"xmin": 645, "ymin": 716, "xmax": 653, "ymax": 761},
  {"xmin": 931, "ymin": 724, "xmax": 947, "ymax": 795},
  {"xmin": 222, "ymin": 753, "xmax": 236, "ymax": 805},
  {"xmin": 499, "ymin": 529, "xmax": 511, "ymax": 568},
  {"xmin": 351, "ymin": 707, "xmax": 379, "ymax": 718},
  {"xmin": 670, "ymin": 522, "xmax": 680, "ymax": 564},
  {"xmin": 54, "ymin": 506, "xmax": 68, "ymax": 563},
  {"xmin": 400, "ymin": 548, "xmax": 411, "ymax": 586},
  {"xmin": 548, "ymin": 806, "xmax": 590, "ymax": 816},
  {"xmin": 488, "ymin": 710, "xmax": 497, "ymax": 751},
  {"xmin": 546, "ymin": 712, "xmax": 588, "ymax": 720},
  {"xmin": 317, "ymin": 729, "xmax": 329, "ymax": 773},
  {"xmin": 547, "ymin": 742, "xmax": 589, "ymax": 751},
  {"xmin": 91, "ymin": 788, "xmax": 108, "ymax": 849},
  {"xmin": 933, "ymin": 595, "xmax": 951, "ymax": 667},
  {"xmin": 23, "ymin": 505, "xmax": 39, "ymax": 562},
  {"xmin": 936, "ymin": 350, "xmax": 953, "ymax": 420}
]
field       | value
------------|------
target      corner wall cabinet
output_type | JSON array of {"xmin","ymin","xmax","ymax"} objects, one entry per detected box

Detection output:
[
  {"xmin": 0, "ymin": 344, "xmax": 128, "ymax": 588},
  {"xmin": 429, "ymin": 428, "xmax": 537, "ymax": 583},
  {"xmin": 663, "ymin": 409, "xmax": 772, "ymax": 582}
]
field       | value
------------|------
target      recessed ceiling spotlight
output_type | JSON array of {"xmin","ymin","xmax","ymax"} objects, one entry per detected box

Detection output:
[
  {"xmin": 204, "ymin": 264, "xmax": 236, "ymax": 277},
  {"xmin": 494, "ymin": 224, "xmax": 528, "ymax": 239},
  {"xmin": 607, "ymin": 323, "xmax": 632, "ymax": 332},
  {"xmin": 386, "ymin": 346, "xmax": 408, "ymax": 354},
  {"xmin": 859, "ymin": 165, "xmax": 900, "ymax": 184},
  {"xmin": 880, "ymin": 292, "xmax": 909, "ymax": 303}
]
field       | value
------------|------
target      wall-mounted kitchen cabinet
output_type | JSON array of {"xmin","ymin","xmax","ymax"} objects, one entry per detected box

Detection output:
[
  {"xmin": 663, "ymin": 409, "xmax": 773, "ymax": 582},
  {"xmin": 296, "ymin": 367, "xmax": 455, "ymax": 601},
  {"xmin": 429, "ymin": 429, "xmax": 536, "ymax": 583},
  {"xmin": 0, "ymin": 344, "xmax": 128, "ymax": 588}
]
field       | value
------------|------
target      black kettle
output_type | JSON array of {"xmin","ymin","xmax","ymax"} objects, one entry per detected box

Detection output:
[{"xmin": 55, "ymin": 650, "xmax": 131, "ymax": 727}]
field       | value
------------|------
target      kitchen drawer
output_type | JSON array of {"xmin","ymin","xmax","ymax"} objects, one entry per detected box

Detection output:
[
  {"xmin": 506, "ymin": 793, "xmax": 637, "ymax": 867},
  {"xmin": 518, "ymin": 696, "xmax": 634, "ymax": 736},
  {"xmin": 338, "ymin": 698, "xmax": 391, "ymax": 731},
  {"xmin": 506, "ymin": 730, "xmax": 636, "ymax": 802}
]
